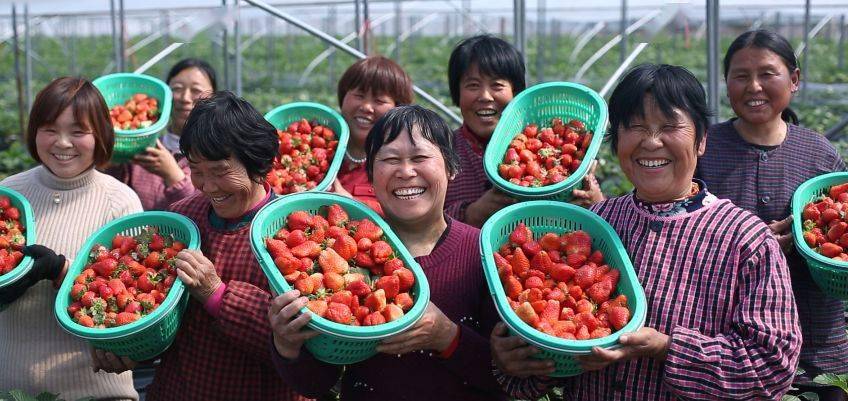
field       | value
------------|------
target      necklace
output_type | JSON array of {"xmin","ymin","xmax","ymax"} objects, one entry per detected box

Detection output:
[{"xmin": 345, "ymin": 151, "xmax": 366, "ymax": 164}]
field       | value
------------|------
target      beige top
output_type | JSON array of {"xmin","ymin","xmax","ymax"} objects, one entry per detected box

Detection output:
[{"xmin": 0, "ymin": 166, "xmax": 143, "ymax": 400}]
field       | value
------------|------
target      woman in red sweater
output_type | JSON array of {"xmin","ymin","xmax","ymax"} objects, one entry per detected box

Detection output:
[
  {"xmin": 269, "ymin": 105, "xmax": 506, "ymax": 401},
  {"xmin": 331, "ymin": 56, "xmax": 414, "ymax": 216}
]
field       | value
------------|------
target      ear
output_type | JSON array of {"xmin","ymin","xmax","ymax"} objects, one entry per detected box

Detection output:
[
  {"xmin": 789, "ymin": 68, "xmax": 801, "ymax": 93},
  {"xmin": 696, "ymin": 133, "xmax": 707, "ymax": 157}
]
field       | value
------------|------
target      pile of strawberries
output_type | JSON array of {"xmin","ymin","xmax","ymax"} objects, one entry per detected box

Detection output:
[
  {"xmin": 109, "ymin": 93, "xmax": 160, "ymax": 131},
  {"xmin": 265, "ymin": 204, "xmax": 416, "ymax": 326},
  {"xmin": 498, "ymin": 118, "xmax": 593, "ymax": 188},
  {"xmin": 66, "ymin": 227, "xmax": 184, "ymax": 328},
  {"xmin": 494, "ymin": 223, "xmax": 631, "ymax": 340},
  {"xmin": 267, "ymin": 119, "xmax": 339, "ymax": 195},
  {"xmin": 0, "ymin": 195, "xmax": 25, "ymax": 276},
  {"xmin": 801, "ymin": 183, "xmax": 848, "ymax": 260}
]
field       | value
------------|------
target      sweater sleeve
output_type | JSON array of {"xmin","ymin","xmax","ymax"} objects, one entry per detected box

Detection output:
[
  {"xmin": 439, "ymin": 282, "xmax": 506, "ymax": 396},
  {"xmin": 271, "ymin": 340, "xmax": 342, "ymax": 397},
  {"xmin": 106, "ymin": 177, "xmax": 143, "ymax": 219},
  {"xmin": 160, "ymin": 159, "xmax": 195, "ymax": 209},
  {"xmin": 211, "ymin": 280, "xmax": 277, "ymax": 367},
  {"xmin": 662, "ymin": 234, "xmax": 801, "ymax": 399}
]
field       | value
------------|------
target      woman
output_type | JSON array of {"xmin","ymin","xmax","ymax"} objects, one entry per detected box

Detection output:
[
  {"xmin": 331, "ymin": 56, "xmax": 414, "ymax": 215},
  {"xmin": 107, "ymin": 58, "xmax": 216, "ymax": 210},
  {"xmin": 491, "ymin": 64, "xmax": 802, "ymax": 400},
  {"xmin": 0, "ymin": 77, "xmax": 143, "ymax": 399},
  {"xmin": 269, "ymin": 105, "xmax": 506, "ymax": 401},
  {"xmin": 697, "ymin": 29, "xmax": 848, "ymax": 400},
  {"xmin": 93, "ymin": 91, "xmax": 307, "ymax": 401}
]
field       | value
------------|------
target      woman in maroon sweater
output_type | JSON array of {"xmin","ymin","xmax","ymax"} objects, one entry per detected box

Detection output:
[{"xmin": 269, "ymin": 105, "xmax": 506, "ymax": 401}]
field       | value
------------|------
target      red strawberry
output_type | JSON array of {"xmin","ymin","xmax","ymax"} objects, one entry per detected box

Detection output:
[
  {"xmin": 820, "ymin": 242, "xmax": 843, "ymax": 257},
  {"xmin": 365, "ymin": 289, "xmax": 387, "ymax": 312},
  {"xmin": 514, "ymin": 302, "xmax": 540, "ymax": 326},
  {"xmin": 294, "ymin": 277, "xmax": 315, "ymax": 295},
  {"xmin": 375, "ymin": 275, "xmax": 400, "ymax": 300},
  {"xmin": 318, "ymin": 248, "xmax": 349, "ymax": 274},
  {"xmin": 325, "ymin": 302, "xmax": 353, "ymax": 324},
  {"xmin": 354, "ymin": 306, "xmax": 370, "ymax": 322},
  {"xmin": 353, "ymin": 220, "xmax": 383, "ymax": 242},
  {"xmin": 521, "ymin": 241, "xmax": 542, "ymax": 257},
  {"xmin": 306, "ymin": 299, "xmax": 328, "ymax": 317},
  {"xmin": 327, "ymin": 225, "xmax": 348, "ymax": 240},
  {"xmin": 115, "ymin": 312, "xmax": 140, "ymax": 326},
  {"xmin": 524, "ymin": 276, "xmax": 544, "ymax": 290},
  {"xmin": 77, "ymin": 315, "xmax": 95, "ymax": 328},
  {"xmin": 353, "ymin": 251, "xmax": 374, "ymax": 268},
  {"xmin": 292, "ymin": 241, "xmax": 321, "ymax": 258},
  {"xmin": 509, "ymin": 223, "xmax": 533, "ymax": 246},
  {"xmin": 539, "ymin": 233, "xmax": 561, "ymax": 251},
  {"xmin": 346, "ymin": 280, "xmax": 371, "ymax": 297},
  {"xmin": 71, "ymin": 283, "xmax": 87, "ymax": 301},
  {"xmin": 530, "ymin": 251, "xmax": 553, "ymax": 274},
  {"xmin": 587, "ymin": 280, "xmax": 613, "ymax": 304},
  {"xmin": 510, "ymin": 248, "xmax": 531, "ymax": 276},
  {"xmin": 392, "ymin": 268, "xmax": 415, "ymax": 292},
  {"xmin": 323, "ymin": 272, "xmax": 345, "ymax": 291},
  {"xmin": 394, "ymin": 292, "xmax": 414, "ymax": 311},
  {"xmin": 540, "ymin": 300, "xmax": 561, "ymax": 323},
  {"xmin": 383, "ymin": 258, "xmax": 405, "ymax": 276},
  {"xmin": 326, "ymin": 204, "xmax": 349, "ymax": 227},
  {"xmin": 356, "ymin": 237, "xmax": 373, "ymax": 251},
  {"xmin": 504, "ymin": 275, "xmax": 523, "ymax": 299},
  {"xmin": 588, "ymin": 250, "xmax": 604, "ymax": 265},
  {"xmin": 550, "ymin": 263, "xmax": 575, "ymax": 283},
  {"xmin": 381, "ymin": 304, "xmax": 404, "ymax": 322},
  {"xmin": 332, "ymin": 235, "xmax": 358, "ymax": 260},
  {"xmin": 608, "ymin": 306, "xmax": 630, "ymax": 330},
  {"xmin": 574, "ymin": 265, "xmax": 597, "ymax": 289},
  {"xmin": 363, "ymin": 311, "xmax": 386, "ymax": 326},
  {"xmin": 285, "ymin": 230, "xmax": 308, "ymax": 248},
  {"xmin": 563, "ymin": 230, "xmax": 592, "ymax": 256},
  {"xmin": 275, "ymin": 254, "xmax": 302, "ymax": 275},
  {"xmin": 287, "ymin": 211, "xmax": 313, "ymax": 231},
  {"xmin": 370, "ymin": 241, "xmax": 393, "ymax": 264}
]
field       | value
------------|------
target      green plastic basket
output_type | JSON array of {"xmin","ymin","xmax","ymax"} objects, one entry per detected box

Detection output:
[
  {"xmin": 0, "ymin": 186, "xmax": 36, "ymax": 289},
  {"xmin": 93, "ymin": 73, "xmax": 173, "ymax": 163},
  {"xmin": 480, "ymin": 201, "xmax": 647, "ymax": 377},
  {"xmin": 54, "ymin": 212, "xmax": 200, "ymax": 360},
  {"xmin": 250, "ymin": 192, "xmax": 430, "ymax": 364},
  {"xmin": 264, "ymin": 102, "xmax": 350, "ymax": 193},
  {"xmin": 791, "ymin": 172, "xmax": 848, "ymax": 300},
  {"xmin": 483, "ymin": 82, "xmax": 607, "ymax": 201}
]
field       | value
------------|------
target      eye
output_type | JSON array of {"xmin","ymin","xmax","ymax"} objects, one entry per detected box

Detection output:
[
  {"xmin": 381, "ymin": 157, "xmax": 400, "ymax": 164},
  {"xmin": 412, "ymin": 155, "xmax": 429, "ymax": 162},
  {"xmin": 464, "ymin": 82, "xmax": 479, "ymax": 90},
  {"xmin": 72, "ymin": 130, "xmax": 87, "ymax": 137}
]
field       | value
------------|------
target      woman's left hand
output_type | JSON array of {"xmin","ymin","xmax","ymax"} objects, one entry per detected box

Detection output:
[
  {"xmin": 376, "ymin": 302, "xmax": 458, "ymax": 355},
  {"xmin": 571, "ymin": 161, "xmax": 605, "ymax": 207},
  {"xmin": 577, "ymin": 327, "xmax": 670, "ymax": 371},
  {"xmin": 331, "ymin": 179, "xmax": 354, "ymax": 199},
  {"xmin": 768, "ymin": 216, "xmax": 794, "ymax": 253},
  {"xmin": 133, "ymin": 140, "xmax": 185, "ymax": 186},
  {"xmin": 175, "ymin": 249, "xmax": 222, "ymax": 304}
]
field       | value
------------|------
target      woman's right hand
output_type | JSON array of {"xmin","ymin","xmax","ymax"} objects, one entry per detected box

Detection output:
[
  {"xmin": 22, "ymin": 245, "xmax": 68, "ymax": 288},
  {"xmin": 465, "ymin": 188, "xmax": 516, "ymax": 228},
  {"xmin": 91, "ymin": 347, "xmax": 137, "ymax": 374},
  {"xmin": 268, "ymin": 290, "xmax": 320, "ymax": 360},
  {"xmin": 490, "ymin": 322, "xmax": 555, "ymax": 378}
]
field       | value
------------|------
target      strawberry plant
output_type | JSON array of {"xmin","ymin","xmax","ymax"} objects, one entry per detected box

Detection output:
[
  {"xmin": 108, "ymin": 93, "xmax": 160, "ymax": 131},
  {"xmin": 65, "ymin": 227, "xmax": 184, "ymax": 328},
  {"xmin": 266, "ymin": 118, "xmax": 339, "ymax": 195},
  {"xmin": 0, "ymin": 195, "xmax": 26, "ymax": 276},
  {"xmin": 494, "ymin": 223, "xmax": 632, "ymax": 340},
  {"xmin": 497, "ymin": 117, "xmax": 594, "ymax": 188},
  {"xmin": 264, "ymin": 203, "xmax": 416, "ymax": 326}
]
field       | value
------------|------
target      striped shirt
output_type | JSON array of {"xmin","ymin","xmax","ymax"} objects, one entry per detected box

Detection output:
[
  {"xmin": 498, "ymin": 190, "xmax": 802, "ymax": 400},
  {"xmin": 697, "ymin": 119, "xmax": 848, "ymax": 379},
  {"xmin": 444, "ymin": 126, "xmax": 492, "ymax": 222}
]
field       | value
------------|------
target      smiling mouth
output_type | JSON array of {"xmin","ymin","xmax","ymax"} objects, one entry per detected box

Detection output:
[
  {"xmin": 637, "ymin": 158, "xmax": 670, "ymax": 168},
  {"xmin": 475, "ymin": 109, "xmax": 497, "ymax": 119},
  {"xmin": 209, "ymin": 194, "xmax": 232, "ymax": 203},
  {"xmin": 746, "ymin": 99, "xmax": 768, "ymax": 107},
  {"xmin": 52, "ymin": 153, "xmax": 78, "ymax": 161},
  {"xmin": 354, "ymin": 116, "xmax": 373, "ymax": 126},
  {"xmin": 392, "ymin": 187, "xmax": 426, "ymax": 200}
]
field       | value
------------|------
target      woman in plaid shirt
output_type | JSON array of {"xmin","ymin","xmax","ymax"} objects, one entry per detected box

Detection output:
[
  {"xmin": 93, "ymin": 91, "xmax": 308, "ymax": 401},
  {"xmin": 698, "ymin": 30, "xmax": 848, "ymax": 401},
  {"xmin": 491, "ymin": 64, "xmax": 802, "ymax": 400}
]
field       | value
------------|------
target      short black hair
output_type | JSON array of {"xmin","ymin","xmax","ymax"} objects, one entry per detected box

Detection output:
[
  {"xmin": 167, "ymin": 58, "xmax": 218, "ymax": 92},
  {"xmin": 364, "ymin": 105, "xmax": 460, "ymax": 181},
  {"xmin": 180, "ymin": 91, "xmax": 278, "ymax": 182},
  {"xmin": 447, "ymin": 34, "xmax": 526, "ymax": 106},
  {"xmin": 607, "ymin": 64, "xmax": 711, "ymax": 152},
  {"xmin": 724, "ymin": 29, "xmax": 799, "ymax": 124}
]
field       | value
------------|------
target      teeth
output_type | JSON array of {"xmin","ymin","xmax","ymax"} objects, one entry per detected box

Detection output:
[
  {"xmin": 210, "ymin": 195, "xmax": 230, "ymax": 203},
  {"xmin": 747, "ymin": 99, "xmax": 767, "ymax": 107},
  {"xmin": 476, "ymin": 109, "xmax": 496, "ymax": 116},
  {"xmin": 53, "ymin": 154, "xmax": 76, "ymax": 161},
  {"xmin": 393, "ymin": 187, "xmax": 425, "ymax": 199},
  {"xmin": 355, "ymin": 117, "xmax": 372, "ymax": 125},
  {"xmin": 637, "ymin": 159, "xmax": 670, "ymax": 168}
]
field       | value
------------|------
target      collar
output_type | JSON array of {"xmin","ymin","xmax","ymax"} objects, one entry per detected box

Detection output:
[
  {"xmin": 632, "ymin": 179, "xmax": 715, "ymax": 217},
  {"xmin": 37, "ymin": 165, "xmax": 96, "ymax": 190}
]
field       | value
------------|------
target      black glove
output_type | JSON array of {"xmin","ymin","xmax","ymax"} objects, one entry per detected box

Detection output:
[
  {"xmin": 0, "ymin": 245, "xmax": 66, "ymax": 305},
  {"xmin": 23, "ymin": 245, "xmax": 66, "ymax": 281}
]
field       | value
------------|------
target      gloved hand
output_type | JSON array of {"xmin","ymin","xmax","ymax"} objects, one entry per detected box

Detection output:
[{"xmin": 22, "ymin": 245, "xmax": 66, "ymax": 282}]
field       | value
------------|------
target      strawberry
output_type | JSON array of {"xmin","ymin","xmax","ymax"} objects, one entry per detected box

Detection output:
[
  {"xmin": 539, "ymin": 233, "xmax": 561, "ymax": 251},
  {"xmin": 524, "ymin": 276, "xmax": 544, "ymax": 290},
  {"xmin": 317, "ymin": 248, "xmax": 349, "ymax": 274},
  {"xmin": 394, "ymin": 292, "xmax": 414, "ymax": 311},
  {"xmin": 530, "ymin": 251, "xmax": 553, "ymax": 273},
  {"xmin": 383, "ymin": 258, "xmax": 405, "ymax": 276},
  {"xmin": 332, "ymin": 235, "xmax": 358, "ymax": 260},
  {"xmin": 375, "ymin": 275, "xmax": 400, "ymax": 300},
  {"xmin": 574, "ymin": 265, "xmax": 597, "ymax": 289},
  {"xmin": 540, "ymin": 300, "xmax": 561, "ymax": 323},
  {"xmin": 292, "ymin": 241, "xmax": 321, "ymax": 259},
  {"xmin": 381, "ymin": 304, "xmax": 404, "ymax": 322},
  {"xmin": 370, "ymin": 241, "xmax": 393, "ymax": 264},
  {"xmin": 329, "ymin": 291, "xmax": 354, "ymax": 307},
  {"xmin": 346, "ymin": 280, "xmax": 371, "ymax": 297},
  {"xmin": 550, "ymin": 263, "xmax": 575, "ymax": 283},
  {"xmin": 275, "ymin": 254, "xmax": 302, "ymax": 275},
  {"xmin": 587, "ymin": 280, "xmax": 613, "ymax": 304},
  {"xmin": 362, "ymin": 311, "xmax": 387, "ymax": 326},
  {"xmin": 820, "ymin": 242, "xmax": 843, "ymax": 257},
  {"xmin": 285, "ymin": 230, "xmax": 308, "ymax": 248},
  {"xmin": 353, "ymin": 306, "xmax": 370, "ymax": 323},
  {"xmin": 353, "ymin": 220, "xmax": 383, "ymax": 242},
  {"xmin": 115, "ymin": 312, "xmax": 140, "ymax": 326},
  {"xmin": 504, "ymin": 275, "xmax": 523, "ymax": 299},
  {"xmin": 294, "ymin": 277, "xmax": 316, "ymax": 295},
  {"xmin": 325, "ymin": 302, "xmax": 353, "ymax": 324},
  {"xmin": 77, "ymin": 315, "xmax": 95, "ymax": 328},
  {"xmin": 71, "ymin": 283, "xmax": 87, "ymax": 301},
  {"xmin": 514, "ymin": 302, "xmax": 540, "ymax": 326},
  {"xmin": 323, "ymin": 272, "xmax": 345, "ymax": 292},
  {"xmin": 327, "ymin": 226, "xmax": 348, "ymax": 240},
  {"xmin": 326, "ymin": 204, "xmax": 349, "ymax": 227},
  {"xmin": 510, "ymin": 248, "xmax": 531, "ymax": 276},
  {"xmin": 608, "ymin": 306, "xmax": 630, "ymax": 330},
  {"xmin": 353, "ymin": 251, "xmax": 374, "ymax": 268},
  {"xmin": 287, "ymin": 211, "xmax": 313, "ymax": 231},
  {"xmin": 306, "ymin": 299, "xmax": 329, "ymax": 317},
  {"xmin": 365, "ymin": 289, "xmax": 387, "ymax": 312},
  {"xmin": 356, "ymin": 237, "xmax": 373, "ymax": 251},
  {"xmin": 392, "ymin": 268, "xmax": 415, "ymax": 292},
  {"xmin": 509, "ymin": 223, "xmax": 533, "ymax": 246}
]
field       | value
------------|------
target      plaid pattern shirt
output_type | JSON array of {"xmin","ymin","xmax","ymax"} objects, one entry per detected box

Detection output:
[
  {"xmin": 498, "ymin": 192, "xmax": 802, "ymax": 400},
  {"xmin": 697, "ymin": 119, "xmax": 848, "ymax": 379},
  {"xmin": 145, "ymin": 192, "xmax": 309, "ymax": 401},
  {"xmin": 106, "ymin": 154, "xmax": 195, "ymax": 211},
  {"xmin": 444, "ymin": 126, "xmax": 492, "ymax": 222}
]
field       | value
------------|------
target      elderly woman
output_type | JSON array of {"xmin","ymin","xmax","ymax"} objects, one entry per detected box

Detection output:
[
  {"xmin": 697, "ymin": 30, "xmax": 848, "ymax": 401},
  {"xmin": 491, "ymin": 64, "xmax": 802, "ymax": 400},
  {"xmin": 93, "ymin": 91, "xmax": 307, "ymax": 401},
  {"xmin": 268, "ymin": 105, "xmax": 506, "ymax": 401}
]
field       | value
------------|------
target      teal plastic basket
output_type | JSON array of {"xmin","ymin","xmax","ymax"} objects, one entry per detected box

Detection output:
[
  {"xmin": 791, "ymin": 172, "xmax": 848, "ymax": 300},
  {"xmin": 54, "ymin": 212, "xmax": 200, "ymax": 360},
  {"xmin": 264, "ymin": 102, "xmax": 350, "ymax": 193},
  {"xmin": 480, "ymin": 201, "xmax": 647, "ymax": 377},
  {"xmin": 0, "ymin": 186, "xmax": 36, "ymax": 289},
  {"xmin": 483, "ymin": 82, "xmax": 607, "ymax": 200},
  {"xmin": 93, "ymin": 73, "xmax": 173, "ymax": 163},
  {"xmin": 250, "ymin": 192, "xmax": 430, "ymax": 364}
]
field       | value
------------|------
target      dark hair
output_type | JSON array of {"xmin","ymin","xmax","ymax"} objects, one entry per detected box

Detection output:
[
  {"xmin": 167, "ymin": 58, "xmax": 218, "ymax": 92},
  {"xmin": 27, "ymin": 76, "xmax": 114, "ymax": 167},
  {"xmin": 723, "ymin": 29, "xmax": 799, "ymax": 124},
  {"xmin": 607, "ymin": 64, "xmax": 711, "ymax": 152},
  {"xmin": 364, "ymin": 105, "xmax": 460, "ymax": 181},
  {"xmin": 447, "ymin": 34, "xmax": 526, "ymax": 106},
  {"xmin": 180, "ymin": 91, "xmax": 278, "ymax": 182},
  {"xmin": 337, "ymin": 56, "xmax": 414, "ymax": 107}
]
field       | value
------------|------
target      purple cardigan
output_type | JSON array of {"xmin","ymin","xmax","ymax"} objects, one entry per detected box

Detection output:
[{"xmin": 272, "ymin": 217, "xmax": 506, "ymax": 401}]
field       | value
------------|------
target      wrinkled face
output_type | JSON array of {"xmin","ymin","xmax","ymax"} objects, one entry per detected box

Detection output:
[
  {"xmin": 36, "ymin": 106, "xmax": 97, "ymax": 179},
  {"xmin": 616, "ymin": 95, "xmax": 704, "ymax": 203},
  {"xmin": 169, "ymin": 67, "xmax": 215, "ymax": 133},
  {"xmin": 188, "ymin": 155, "xmax": 265, "ymax": 219},
  {"xmin": 341, "ymin": 88, "xmax": 396, "ymax": 152},
  {"xmin": 371, "ymin": 127, "xmax": 450, "ymax": 227},
  {"xmin": 726, "ymin": 47, "xmax": 799, "ymax": 126},
  {"xmin": 458, "ymin": 64, "xmax": 514, "ymax": 139}
]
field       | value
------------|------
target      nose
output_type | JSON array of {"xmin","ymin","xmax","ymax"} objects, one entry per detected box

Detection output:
[
  {"xmin": 640, "ymin": 133, "xmax": 664, "ymax": 151},
  {"xmin": 55, "ymin": 132, "xmax": 73, "ymax": 148},
  {"xmin": 478, "ymin": 86, "xmax": 494, "ymax": 102},
  {"xmin": 395, "ymin": 159, "xmax": 418, "ymax": 179},
  {"xmin": 358, "ymin": 101, "xmax": 374, "ymax": 114},
  {"xmin": 747, "ymin": 77, "xmax": 763, "ymax": 93},
  {"xmin": 178, "ymin": 89, "xmax": 192, "ymax": 104}
]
